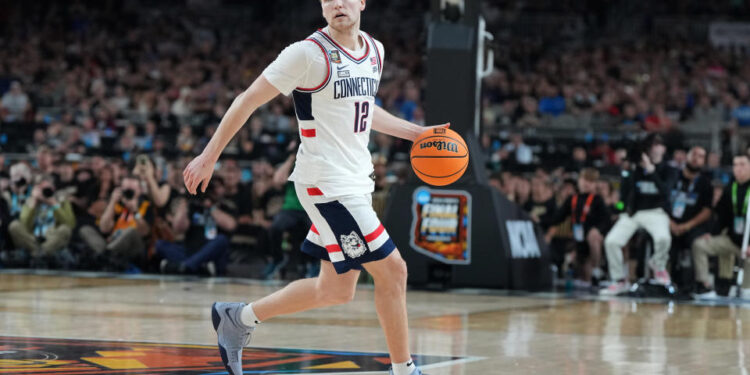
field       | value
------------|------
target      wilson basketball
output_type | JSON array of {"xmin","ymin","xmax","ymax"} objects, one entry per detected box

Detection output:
[{"xmin": 410, "ymin": 128, "xmax": 469, "ymax": 186}]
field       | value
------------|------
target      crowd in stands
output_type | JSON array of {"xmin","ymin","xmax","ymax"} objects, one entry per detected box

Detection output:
[
  {"xmin": 0, "ymin": 0, "xmax": 422, "ymax": 279},
  {"xmin": 2, "ymin": 1, "xmax": 750, "ymax": 297}
]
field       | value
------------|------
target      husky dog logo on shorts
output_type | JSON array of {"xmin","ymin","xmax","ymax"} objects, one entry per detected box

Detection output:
[{"xmin": 340, "ymin": 231, "xmax": 367, "ymax": 258}]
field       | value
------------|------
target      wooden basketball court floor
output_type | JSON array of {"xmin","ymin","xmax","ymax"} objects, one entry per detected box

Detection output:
[{"xmin": 2, "ymin": 271, "xmax": 750, "ymax": 374}]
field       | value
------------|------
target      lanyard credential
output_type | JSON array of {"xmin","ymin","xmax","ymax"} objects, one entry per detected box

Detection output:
[
  {"xmin": 571, "ymin": 194, "xmax": 595, "ymax": 224},
  {"xmin": 732, "ymin": 182, "xmax": 750, "ymax": 216}
]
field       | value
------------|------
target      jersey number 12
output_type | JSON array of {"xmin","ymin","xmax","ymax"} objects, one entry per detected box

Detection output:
[{"xmin": 354, "ymin": 101, "xmax": 369, "ymax": 133}]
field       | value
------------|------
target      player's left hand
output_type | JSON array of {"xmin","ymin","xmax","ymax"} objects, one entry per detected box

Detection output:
[{"xmin": 183, "ymin": 153, "xmax": 216, "ymax": 195}]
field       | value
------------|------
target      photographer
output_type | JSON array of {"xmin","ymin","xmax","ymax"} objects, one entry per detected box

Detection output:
[
  {"xmin": 8, "ymin": 175, "xmax": 75, "ymax": 262},
  {"xmin": 602, "ymin": 134, "xmax": 677, "ymax": 295},
  {"xmin": 157, "ymin": 176, "xmax": 236, "ymax": 275},
  {"xmin": 133, "ymin": 154, "xmax": 170, "ymax": 209},
  {"xmin": 4, "ymin": 162, "xmax": 33, "ymax": 219},
  {"xmin": 669, "ymin": 147, "xmax": 712, "ymax": 285},
  {"xmin": 692, "ymin": 154, "xmax": 750, "ymax": 299},
  {"xmin": 79, "ymin": 175, "xmax": 154, "ymax": 268}
]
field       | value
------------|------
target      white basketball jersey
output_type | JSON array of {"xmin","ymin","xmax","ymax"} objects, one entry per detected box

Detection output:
[{"xmin": 288, "ymin": 29, "xmax": 383, "ymax": 197}]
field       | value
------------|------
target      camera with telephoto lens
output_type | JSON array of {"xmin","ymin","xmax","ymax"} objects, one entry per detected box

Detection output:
[{"xmin": 122, "ymin": 189, "xmax": 136, "ymax": 200}]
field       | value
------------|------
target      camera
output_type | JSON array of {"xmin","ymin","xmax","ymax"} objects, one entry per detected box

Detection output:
[
  {"xmin": 122, "ymin": 189, "xmax": 136, "ymax": 200},
  {"xmin": 136, "ymin": 154, "xmax": 150, "ymax": 166}
]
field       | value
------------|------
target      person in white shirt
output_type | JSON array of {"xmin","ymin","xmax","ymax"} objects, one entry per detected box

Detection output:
[{"xmin": 182, "ymin": 1, "xmax": 448, "ymax": 374}]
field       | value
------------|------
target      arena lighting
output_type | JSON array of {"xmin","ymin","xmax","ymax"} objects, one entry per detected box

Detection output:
[{"xmin": 441, "ymin": 0, "xmax": 464, "ymax": 22}]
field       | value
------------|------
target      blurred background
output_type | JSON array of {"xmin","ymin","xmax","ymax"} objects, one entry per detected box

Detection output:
[{"xmin": 1, "ymin": 0, "xmax": 749, "ymax": 295}]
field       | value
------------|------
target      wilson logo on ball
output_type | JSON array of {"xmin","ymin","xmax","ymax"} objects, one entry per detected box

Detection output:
[{"xmin": 419, "ymin": 140, "xmax": 459, "ymax": 153}]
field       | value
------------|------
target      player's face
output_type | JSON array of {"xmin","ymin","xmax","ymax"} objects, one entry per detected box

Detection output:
[{"xmin": 321, "ymin": 0, "xmax": 365, "ymax": 30}]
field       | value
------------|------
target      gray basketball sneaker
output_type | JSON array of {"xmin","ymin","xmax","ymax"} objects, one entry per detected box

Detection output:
[
  {"xmin": 211, "ymin": 302, "xmax": 255, "ymax": 375},
  {"xmin": 389, "ymin": 363, "xmax": 424, "ymax": 375}
]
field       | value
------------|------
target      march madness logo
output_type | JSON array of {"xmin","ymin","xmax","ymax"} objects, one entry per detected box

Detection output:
[
  {"xmin": 410, "ymin": 187, "xmax": 472, "ymax": 265},
  {"xmin": 0, "ymin": 336, "xmax": 469, "ymax": 374}
]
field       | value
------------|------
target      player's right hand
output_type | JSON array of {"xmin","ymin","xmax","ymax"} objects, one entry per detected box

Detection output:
[{"xmin": 183, "ymin": 153, "xmax": 216, "ymax": 195}]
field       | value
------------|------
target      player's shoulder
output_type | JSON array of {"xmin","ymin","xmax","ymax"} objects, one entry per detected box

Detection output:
[{"xmin": 362, "ymin": 31, "xmax": 384, "ymax": 50}]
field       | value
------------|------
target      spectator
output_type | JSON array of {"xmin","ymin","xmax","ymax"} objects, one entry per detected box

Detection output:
[
  {"xmin": 668, "ymin": 146, "xmax": 713, "ymax": 286},
  {"xmin": 500, "ymin": 133, "xmax": 534, "ymax": 169},
  {"xmin": 8, "ymin": 175, "xmax": 75, "ymax": 264},
  {"xmin": 262, "ymin": 152, "xmax": 317, "ymax": 279},
  {"xmin": 0, "ymin": 196, "xmax": 9, "ymax": 251},
  {"xmin": 602, "ymin": 134, "xmax": 677, "ymax": 295},
  {"xmin": 526, "ymin": 176, "xmax": 556, "ymax": 224},
  {"xmin": 542, "ymin": 168, "xmax": 609, "ymax": 284},
  {"xmin": 78, "ymin": 175, "xmax": 154, "ymax": 270},
  {"xmin": 692, "ymin": 154, "xmax": 750, "ymax": 299},
  {"xmin": 1, "ymin": 81, "xmax": 30, "ymax": 122},
  {"xmin": 157, "ymin": 177, "xmax": 236, "ymax": 275},
  {"xmin": 4, "ymin": 163, "xmax": 33, "ymax": 219}
]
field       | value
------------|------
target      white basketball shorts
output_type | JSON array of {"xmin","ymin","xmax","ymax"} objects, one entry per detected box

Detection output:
[{"xmin": 295, "ymin": 182, "xmax": 396, "ymax": 274}]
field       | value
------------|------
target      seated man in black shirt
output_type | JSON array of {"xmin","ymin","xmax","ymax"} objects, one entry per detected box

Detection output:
[
  {"xmin": 693, "ymin": 154, "xmax": 750, "ymax": 299},
  {"xmin": 542, "ymin": 168, "xmax": 609, "ymax": 285},
  {"xmin": 602, "ymin": 134, "xmax": 677, "ymax": 295},
  {"xmin": 668, "ymin": 146, "xmax": 712, "ymax": 286},
  {"xmin": 157, "ymin": 177, "xmax": 237, "ymax": 275}
]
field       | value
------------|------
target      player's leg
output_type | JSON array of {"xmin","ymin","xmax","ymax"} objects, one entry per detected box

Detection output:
[
  {"xmin": 211, "ymin": 183, "xmax": 365, "ymax": 375},
  {"xmin": 362, "ymin": 250, "xmax": 410, "ymax": 358},
  {"xmin": 212, "ymin": 259, "xmax": 359, "ymax": 375},
  {"xmin": 252, "ymin": 260, "xmax": 360, "ymax": 320}
]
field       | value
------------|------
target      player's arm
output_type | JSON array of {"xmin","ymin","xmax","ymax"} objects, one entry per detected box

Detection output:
[
  {"xmin": 183, "ymin": 77, "xmax": 281, "ymax": 194},
  {"xmin": 371, "ymin": 105, "xmax": 449, "ymax": 142}
]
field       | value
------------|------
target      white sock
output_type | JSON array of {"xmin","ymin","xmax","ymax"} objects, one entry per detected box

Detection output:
[
  {"xmin": 391, "ymin": 360, "xmax": 416, "ymax": 375},
  {"xmin": 239, "ymin": 303, "xmax": 260, "ymax": 327}
]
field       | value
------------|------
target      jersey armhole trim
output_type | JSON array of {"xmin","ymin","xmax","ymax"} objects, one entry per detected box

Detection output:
[
  {"xmin": 363, "ymin": 32, "xmax": 382, "ymax": 74},
  {"xmin": 295, "ymin": 38, "xmax": 332, "ymax": 93}
]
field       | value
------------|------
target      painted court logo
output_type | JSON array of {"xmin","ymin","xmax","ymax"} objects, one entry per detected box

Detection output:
[
  {"xmin": 0, "ymin": 336, "xmax": 469, "ymax": 374},
  {"xmin": 419, "ymin": 140, "xmax": 459, "ymax": 153}
]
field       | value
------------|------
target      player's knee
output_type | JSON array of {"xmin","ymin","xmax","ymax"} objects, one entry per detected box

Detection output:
[
  {"xmin": 319, "ymin": 288, "xmax": 355, "ymax": 305},
  {"xmin": 394, "ymin": 257, "xmax": 408, "ymax": 286},
  {"xmin": 376, "ymin": 256, "xmax": 408, "ymax": 295},
  {"xmin": 316, "ymin": 282, "xmax": 356, "ymax": 306}
]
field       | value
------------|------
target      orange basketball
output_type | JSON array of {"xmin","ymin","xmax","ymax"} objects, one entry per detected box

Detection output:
[{"xmin": 410, "ymin": 128, "xmax": 469, "ymax": 186}]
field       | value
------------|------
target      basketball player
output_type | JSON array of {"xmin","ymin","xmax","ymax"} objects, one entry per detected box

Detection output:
[{"xmin": 182, "ymin": 1, "xmax": 448, "ymax": 374}]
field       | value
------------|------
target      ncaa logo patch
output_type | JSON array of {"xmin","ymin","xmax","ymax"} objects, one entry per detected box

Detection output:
[
  {"xmin": 329, "ymin": 50, "xmax": 342, "ymax": 64},
  {"xmin": 340, "ymin": 231, "xmax": 367, "ymax": 258}
]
